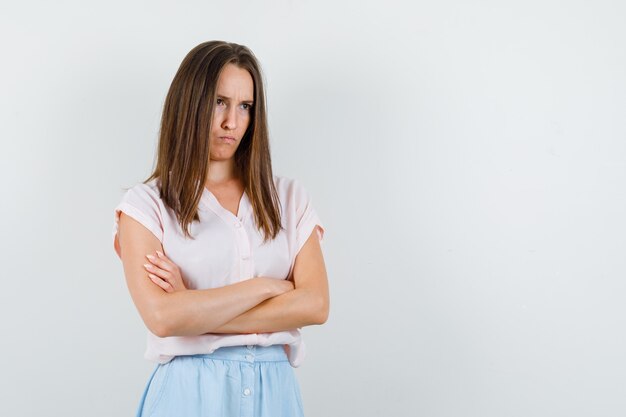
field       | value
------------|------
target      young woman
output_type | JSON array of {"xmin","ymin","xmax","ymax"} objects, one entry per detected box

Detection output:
[{"xmin": 112, "ymin": 41, "xmax": 329, "ymax": 417}]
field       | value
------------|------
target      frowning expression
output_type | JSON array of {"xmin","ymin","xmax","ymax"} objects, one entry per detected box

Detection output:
[{"xmin": 209, "ymin": 63, "xmax": 254, "ymax": 161}]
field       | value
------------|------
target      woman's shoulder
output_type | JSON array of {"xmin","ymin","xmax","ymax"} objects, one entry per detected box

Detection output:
[
  {"xmin": 132, "ymin": 177, "xmax": 160, "ymax": 193},
  {"xmin": 119, "ymin": 178, "xmax": 162, "ymax": 203},
  {"xmin": 114, "ymin": 178, "xmax": 165, "ymax": 223},
  {"xmin": 113, "ymin": 178, "xmax": 165, "ymax": 254},
  {"xmin": 272, "ymin": 174, "xmax": 308, "ymax": 196},
  {"xmin": 272, "ymin": 174, "xmax": 319, "ymax": 215},
  {"xmin": 272, "ymin": 174, "xmax": 325, "ymax": 248}
]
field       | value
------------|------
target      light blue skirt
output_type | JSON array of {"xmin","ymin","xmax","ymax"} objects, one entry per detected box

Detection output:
[{"xmin": 135, "ymin": 344, "xmax": 305, "ymax": 417}]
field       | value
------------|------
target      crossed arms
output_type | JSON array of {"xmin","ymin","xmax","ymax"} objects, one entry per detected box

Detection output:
[{"xmin": 115, "ymin": 212, "xmax": 329, "ymax": 338}]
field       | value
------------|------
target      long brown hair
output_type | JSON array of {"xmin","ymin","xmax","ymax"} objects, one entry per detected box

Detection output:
[{"xmin": 144, "ymin": 40, "xmax": 282, "ymax": 242}]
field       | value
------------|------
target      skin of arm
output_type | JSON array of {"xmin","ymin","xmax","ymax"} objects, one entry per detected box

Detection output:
[
  {"xmin": 117, "ymin": 212, "xmax": 293, "ymax": 337},
  {"xmin": 210, "ymin": 226, "xmax": 330, "ymax": 334}
]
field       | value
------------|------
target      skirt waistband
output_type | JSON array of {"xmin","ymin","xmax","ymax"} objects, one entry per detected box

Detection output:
[{"xmin": 184, "ymin": 344, "xmax": 288, "ymax": 363}]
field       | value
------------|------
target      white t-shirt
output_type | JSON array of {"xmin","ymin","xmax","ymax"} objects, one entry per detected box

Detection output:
[{"xmin": 112, "ymin": 175, "xmax": 325, "ymax": 367}]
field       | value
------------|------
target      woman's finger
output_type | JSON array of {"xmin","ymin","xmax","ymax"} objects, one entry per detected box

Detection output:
[
  {"xmin": 145, "ymin": 251, "xmax": 186, "ymax": 292},
  {"xmin": 157, "ymin": 251, "xmax": 180, "ymax": 273},
  {"xmin": 144, "ymin": 263, "xmax": 165, "ymax": 276},
  {"xmin": 146, "ymin": 254, "xmax": 174, "ymax": 273},
  {"xmin": 144, "ymin": 264, "xmax": 175, "ymax": 287},
  {"xmin": 148, "ymin": 274, "xmax": 174, "ymax": 292}
]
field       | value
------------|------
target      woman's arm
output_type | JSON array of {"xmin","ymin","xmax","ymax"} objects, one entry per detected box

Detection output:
[
  {"xmin": 210, "ymin": 227, "xmax": 329, "ymax": 334},
  {"xmin": 117, "ymin": 212, "xmax": 293, "ymax": 337}
]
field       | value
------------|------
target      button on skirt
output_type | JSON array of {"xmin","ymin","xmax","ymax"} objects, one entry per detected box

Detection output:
[{"xmin": 135, "ymin": 344, "xmax": 305, "ymax": 417}]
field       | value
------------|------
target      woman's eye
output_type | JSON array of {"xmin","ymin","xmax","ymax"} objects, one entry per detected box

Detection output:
[
  {"xmin": 241, "ymin": 103, "xmax": 252, "ymax": 111},
  {"xmin": 216, "ymin": 98, "xmax": 224, "ymax": 105}
]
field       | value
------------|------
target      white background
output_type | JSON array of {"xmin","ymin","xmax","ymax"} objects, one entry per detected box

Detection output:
[{"xmin": 1, "ymin": 1, "xmax": 625, "ymax": 416}]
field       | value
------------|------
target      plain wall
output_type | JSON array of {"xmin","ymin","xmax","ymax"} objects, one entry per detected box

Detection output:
[{"xmin": 1, "ymin": 1, "xmax": 625, "ymax": 416}]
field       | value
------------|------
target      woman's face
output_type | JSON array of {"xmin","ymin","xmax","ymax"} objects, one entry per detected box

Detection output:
[{"xmin": 209, "ymin": 63, "xmax": 254, "ymax": 162}]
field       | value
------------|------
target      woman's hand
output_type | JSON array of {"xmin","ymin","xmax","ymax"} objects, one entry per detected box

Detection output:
[
  {"xmin": 143, "ymin": 251, "xmax": 293, "ymax": 296},
  {"xmin": 144, "ymin": 250, "xmax": 188, "ymax": 293},
  {"xmin": 253, "ymin": 276, "xmax": 295, "ymax": 297}
]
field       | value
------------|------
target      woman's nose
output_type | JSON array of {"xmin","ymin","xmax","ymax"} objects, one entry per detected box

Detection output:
[{"xmin": 221, "ymin": 106, "xmax": 237, "ymax": 130}]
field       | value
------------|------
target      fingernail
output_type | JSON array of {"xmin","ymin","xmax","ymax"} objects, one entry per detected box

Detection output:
[
  {"xmin": 144, "ymin": 263, "xmax": 153, "ymax": 269},
  {"xmin": 156, "ymin": 250, "xmax": 164, "ymax": 257},
  {"xmin": 146, "ymin": 254, "xmax": 156, "ymax": 260}
]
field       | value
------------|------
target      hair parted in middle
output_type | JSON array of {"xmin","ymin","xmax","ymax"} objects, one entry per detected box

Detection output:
[{"xmin": 144, "ymin": 40, "xmax": 283, "ymax": 243}]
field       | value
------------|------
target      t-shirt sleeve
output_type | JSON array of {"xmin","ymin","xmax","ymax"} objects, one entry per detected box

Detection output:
[
  {"xmin": 293, "ymin": 179, "xmax": 325, "ymax": 256},
  {"xmin": 112, "ymin": 183, "xmax": 164, "ymax": 259}
]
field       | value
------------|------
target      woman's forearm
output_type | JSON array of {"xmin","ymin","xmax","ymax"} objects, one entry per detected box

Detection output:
[
  {"xmin": 155, "ymin": 278, "xmax": 285, "ymax": 337},
  {"xmin": 210, "ymin": 234, "xmax": 330, "ymax": 334},
  {"xmin": 209, "ymin": 287, "xmax": 328, "ymax": 334}
]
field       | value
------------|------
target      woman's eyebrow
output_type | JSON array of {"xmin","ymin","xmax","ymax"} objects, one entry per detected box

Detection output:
[{"xmin": 216, "ymin": 94, "xmax": 254, "ymax": 104}]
